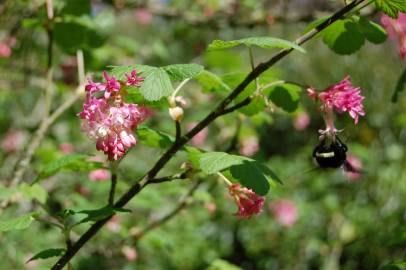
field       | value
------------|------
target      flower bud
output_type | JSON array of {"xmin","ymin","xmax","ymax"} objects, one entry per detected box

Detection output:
[{"xmin": 169, "ymin": 106, "xmax": 184, "ymax": 121}]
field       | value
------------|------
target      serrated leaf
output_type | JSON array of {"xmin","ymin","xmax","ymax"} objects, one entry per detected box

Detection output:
[
  {"xmin": 136, "ymin": 126, "xmax": 174, "ymax": 149},
  {"xmin": 34, "ymin": 154, "xmax": 103, "ymax": 183},
  {"xmin": 195, "ymin": 70, "xmax": 231, "ymax": 93},
  {"xmin": 199, "ymin": 152, "xmax": 247, "ymax": 175},
  {"xmin": 110, "ymin": 64, "xmax": 156, "ymax": 81},
  {"xmin": 77, "ymin": 206, "xmax": 131, "ymax": 224},
  {"xmin": 198, "ymin": 152, "xmax": 281, "ymax": 195},
  {"xmin": 139, "ymin": 67, "xmax": 174, "ymax": 101},
  {"xmin": 0, "ymin": 213, "xmax": 36, "ymax": 232},
  {"xmin": 19, "ymin": 183, "xmax": 48, "ymax": 204},
  {"xmin": 28, "ymin": 248, "xmax": 66, "ymax": 262},
  {"xmin": 392, "ymin": 67, "xmax": 406, "ymax": 102},
  {"xmin": 207, "ymin": 259, "xmax": 243, "ymax": 270},
  {"xmin": 322, "ymin": 19, "xmax": 365, "ymax": 55},
  {"xmin": 357, "ymin": 17, "xmax": 387, "ymax": 44},
  {"xmin": 163, "ymin": 64, "xmax": 204, "ymax": 81},
  {"xmin": 208, "ymin": 36, "xmax": 306, "ymax": 53},
  {"xmin": 375, "ymin": 0, "xmax": 406, "ymax": 18},
  {"xmin": 268, "ymin": 83, "xmax": 302, "ymax": 113}
]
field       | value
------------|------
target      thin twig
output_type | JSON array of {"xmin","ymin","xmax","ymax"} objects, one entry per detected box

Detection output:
[
  {"xmin": 175, "ymin": 120, "xmax": 182, "ymax": 142},
  {"xmin": 148, "ymin": 172, "xmax": 188, "ymax": 185},
  {"xmin": 50, "ymin": 2, "xmax": 365, "ymax": 269},
  {"xmin": 108, "ymin": 170, "xmax": 117, "ymax": 206},
  {"xmin": 132, "ymin": 180, "xmax": 202, "ymax": 241}
]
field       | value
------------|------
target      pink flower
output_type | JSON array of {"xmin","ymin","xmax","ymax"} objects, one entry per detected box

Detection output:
[
  {"xmin": 381, "ymin": 13, "xmax": 406, "ymax": 60},
  {"xmin": 293, "ymin": 112, "xmax": 311, "ymax": 131},
  {"xmin": 345, "ymin": 154, "xmax": 363, "ymax": 181},
  {"xmin": 1, "ymin": 130, "xmax": 25, "ymax": 153},
  {"xmin": 103, "ymin": 71, "xmax": 121, "ymax": 99},
  {"xmin": 89, "ymin": 169, "xmax": 110, "ymax": 181},
  {"xmin": 122, "ymin": 246, "xmax": 138, "ymax": 261},
  {"xmin": 59, "ymin": 143, "xmax": 74, "ymax": 154},
  {"xmin": 79, "ymin": 70, "xmax": 150, "ymax": 160},
  {"xmin": 204, "ymin": 202, "xmax": 217, "ymax": 214},
  {"xmin": 309, "ymin": 76, "xmax": 365, "ymax": 124},
  {"xmin": 269, "ymin": 199, "xmax": 298, "ymax": 227},
  {"xmin": 0, "ymin": 41, "xmax": 12, "ymax": 58},
  {"xmin": 107, "ymin": 215, "xmax": 121, "ymax": 232},
  {"xmin": 239, "ymin": 136, "xmax": 260, "ymax": 157},
  {"xmin": 187, "ymin": 122, "xmax": 209, "ymax": 147},
  {"xmin": 228, "ymin": 184, "xmax": 265, "ymax": 218},
  {"xmin": 135, "ymin": 9, "xmax": 153, "ymax": 26},
  {"xmin": 125, "ymin": 70, "xmax": 144, "ymax": 87}
]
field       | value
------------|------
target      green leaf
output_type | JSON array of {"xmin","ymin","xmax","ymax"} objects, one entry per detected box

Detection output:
[
  {"xmin": 28, "ymin": 248, "xmax": 66, "ymax": 262},
  {"xmin": 392, "ymin": 68, "xmax": 406, "ymax": 102},
  {"xmin": 206, "ymin": 259, "xmax": 243, "ymax": 270},
  {"xmin": 195, "ymin": 70, "xmax": 231, "ymax": 93},
  {"xmin": 34, "ymin": 154, "xmax": 103, "ymax": 183},
  {"xmin": 208, "ymin": 36, "xmax": 306, "ymax": 53},
  {"xmin": 198, "ymin": 152, "xmax": 281, "ymax": 195},
  {"xmin": 199, "ymin": 152, "xmax": 247, "ymax": 175},
  {"xmin": 19, "ymin": 183, "xmax": 48, "ymax": 204},
  {"xmin": 139, "ymin": 67, "xmax": 174, "ymax": 101},
  {"xmin": 357, "ymin": 17, "xmax": 388, "ymax": 44},
  {"xmin": 110, "ymin": 64, "xmax": 155, "ymax": 81},
  {"xmin": 0, "ymin": 213, "xmax": 36, "ymax": 232},
  {"xmin": 379, "ymin": 261, "xmax": 406, "ymax": 270},
  {"xmin": 60, "ymin": 0, "xmax": 90, "ymax": 16},
  {"xmin": 322, "ymin": 19, "xmax": 365, "ymax": 55},
  {"xmin": 77, "ymin": 206, "xmax": 131, "ymax": 224},
  {"xmin": 163, "ymin": 64, "xmax": 204, "ymax": 81},
  {"xmin": 136, "ymin": 126, "xmax": 174, "ymax": 149},
  {"xmin": 268, "ymin": 83, "xmax": 302, "ymax": 113},
  {"xmin": 375, "ymin": 0, "xmax": 406, "ymax": 18},
  {"xmin": 53, "ymin": 17, "xmax": 106, "ymax": 54}
]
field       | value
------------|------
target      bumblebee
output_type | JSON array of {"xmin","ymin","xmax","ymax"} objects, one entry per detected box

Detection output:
[{"xmin": 313, "ymin": 136, "xmax": 348, "ymax": 168}]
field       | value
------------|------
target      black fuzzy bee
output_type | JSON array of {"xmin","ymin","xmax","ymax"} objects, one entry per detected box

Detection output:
[{"xmin": 313, "ymin": 136, "xmax": 361, "ymax": 173}]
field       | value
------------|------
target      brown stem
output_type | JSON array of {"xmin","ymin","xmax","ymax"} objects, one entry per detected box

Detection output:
[
  {"xmin": 175, "ymin": 120, "xmax": 182, "ymax": 142},
  {"xmin": 50, "ymin": 2, "xmax": 364, "ymax": 269}
]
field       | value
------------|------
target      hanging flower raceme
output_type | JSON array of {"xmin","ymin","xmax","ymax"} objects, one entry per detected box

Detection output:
[
  {"xmin": 79, "ymin": 70, "xmax": 150, "ymax": 160},
  {"xmin": 308, "ymin": 76, "xmax": 365, "ymax": 170},
  {"xmin": 381, "ymin": 13, "xmax": 406, "ymax": 61},
  {"xmin": 228, "ymin": 183, "xmax": 265, "ymax": 218}
]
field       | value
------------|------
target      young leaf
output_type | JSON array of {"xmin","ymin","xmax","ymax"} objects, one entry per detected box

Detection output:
[
  {"xmin": 139, "ymin": 67, "xmax": 174, "ymax": 101},
  {"xmin": 322, "ymin": 19, "xmax": 365, "ymax": 55},
  {"xmin": 302, "ymin": 16, "xmax": 330, "ymax": 34},
  {"xmin": 0, "ymin": 213, "xmax": 36, "ymax": 232},
  {"xmin": 207, "ymin": 37, "xmax": 306, "ymax": 53},
  {"xmin": 34, "ymin": 154, "xmax": 103, "ymax": 183},
  {"xmin": 195, "ymin": 70, "xmax": 231, "ymax": 92},
  {"xmin": 375, "ymin": 0, "xmax": 406, "ymax": 18},
  {"xmin": 392, "ymin": 67, "xmax": 406, "ymax": 102},
  {"xmin": 268, "ymin": 83, "xmax": 302, "ymax": 113},
  {"xmin": 27, "ymin": 248, "xmax": 66, "ymax": 262},
  {"xmin": 163, "ymin": 64, "xmax": 204, "ymax": 81},
  {"xmin": 357, "ymin": 17, "xmax": 388, "ymax": 44}
]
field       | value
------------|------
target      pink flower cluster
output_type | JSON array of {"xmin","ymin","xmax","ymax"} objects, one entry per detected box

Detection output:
[
  {"xmin": 79, "ymin": 70, "xmax": 150, "ymax": 160},
  {"xmin": 381, "ymin": 13, "xmax": 406, "ymax": 60},
  {"xmin": 307, "ymin": 76, "xmax": 365, "ymax": 124},
  {"xmin": 228, "ymin": 183, "xmax": 265, "ymax": 218}
]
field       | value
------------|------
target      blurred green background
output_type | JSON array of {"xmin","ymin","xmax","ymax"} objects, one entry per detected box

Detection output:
[{"xmin": 0, "ymin": 0, "xmax": 405, "ymax": 269}]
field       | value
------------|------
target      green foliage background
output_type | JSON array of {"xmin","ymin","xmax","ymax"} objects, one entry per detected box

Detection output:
[{"xmin": 0, "ymin": 0, "xmax": 405, "ymax": 269}]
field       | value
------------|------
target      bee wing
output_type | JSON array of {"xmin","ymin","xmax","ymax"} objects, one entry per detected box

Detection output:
[{"xmin": 343, "ymin": 160, "xmax": 364, "ymax": 174}]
